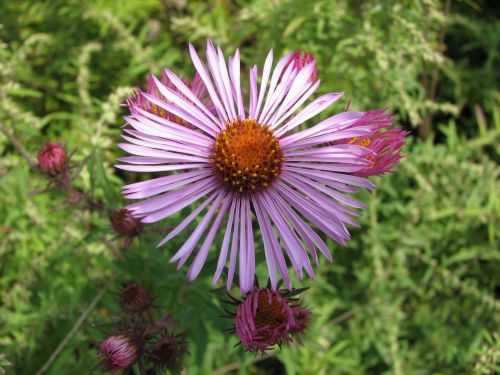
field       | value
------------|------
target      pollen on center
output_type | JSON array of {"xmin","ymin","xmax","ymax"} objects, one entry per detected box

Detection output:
[{"xmin": 211, "ymin": 119, "xmax": 284, "ymax": 192}]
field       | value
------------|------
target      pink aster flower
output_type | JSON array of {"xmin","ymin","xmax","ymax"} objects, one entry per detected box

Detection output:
[
  {"xmin": 116, "ymin": 40, "xmax": 406, "ymax": 294},
  {"xmin": 100, "ymin": 334, "xmax": 139, "ymax": 373}
]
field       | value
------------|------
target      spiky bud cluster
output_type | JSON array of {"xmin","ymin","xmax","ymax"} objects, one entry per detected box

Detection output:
[{"xmin": 97, "ymin": 280, "xmax": 188, "ymax": 373}]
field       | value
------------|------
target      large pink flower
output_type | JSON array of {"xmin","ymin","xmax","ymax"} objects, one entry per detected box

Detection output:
[{"xmin": 116, "ymin": 41, "xmax": 406, "ymax": 294}]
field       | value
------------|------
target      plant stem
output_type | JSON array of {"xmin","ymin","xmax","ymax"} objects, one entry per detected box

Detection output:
[
  {"xmin": 0, "ymin": 119, "xmax": 37, "ymax": 169},
  {"xmin": 35, "ymin": 281, "xmax": 112, "ymax": 375}
]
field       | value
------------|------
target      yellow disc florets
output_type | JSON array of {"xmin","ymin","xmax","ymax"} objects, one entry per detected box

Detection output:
[{"xmin": 212, "ymin": 119, "xmax": 284, "ymax": 193}]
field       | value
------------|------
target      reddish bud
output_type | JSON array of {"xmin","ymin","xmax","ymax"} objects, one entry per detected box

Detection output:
[
  {"xmin": 37, "ymin": 142, "xmax": 68, "ymax": 177},
  {"xmin": 119, "ymin": 282, "xmax": 154, "ymax": 314},
  {"xmin": 149, "ymin": 332, "xmax": 189, "ymax": 372}
]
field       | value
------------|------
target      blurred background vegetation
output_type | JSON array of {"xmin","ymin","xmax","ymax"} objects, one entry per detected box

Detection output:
[{"xmin": 0, "ymin": 0, "xmax": 499, "ymax": 374}]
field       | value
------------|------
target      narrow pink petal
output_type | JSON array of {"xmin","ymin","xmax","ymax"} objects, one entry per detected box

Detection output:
[
  {"xmin": 188, "ymin": 43, "xmax": 229, "ymax": 123},
  {"xmin": 188, "ymin": 191, "xmax": 233, "ymax": 281},
  {"xmin": 282, "ymin": 173, "xmax": 361, "ymax": 228},
  {"xmin": 276, "ymin": 182, "xmax": 350, "ymax": 245},
  {"xmin": 284, "ymin": 161, "xmax": 369, "ymax": 173},
  {"xmin": 121, "ymin": 133, "xmax": 209, "ymax": 156},
  {"xmin": 151, "ymin": 75, "xmax": 219, "ymax": 133},
  {"xmin": 269, "ymin": 80, "xmax": 321, "ymax": 128},
  {"xmin": 123, "ymin": 169, "xmax": 210, "ymax": 192},
  {"xmin": 284, "ymin": 165, "xmax": 375, "ymax": 190},
  {"xmin": 157, "ymin": 191, "xmax": 218, "ymax": 247},
  {"xmin": 212, "ymin": 197, "xmax": 237, "ymax": 285},
  {"xmin": 279, "ymin": 111, "xmax": 365, "ymax": 147},
  {"xmin": 115, "ymin": 163, "xmax": 206, "ymax": 173},
  {"xmin": 227, "ymin": 197, "xmax": 241, "ymax": 291},
  {"xmin": 275, "ymin": 92, "xmax": 343, "ymax": 137},
  {"xmin": 118, "ymin": 143, "xmax": 207, "ymax": 163},
  {"xmin": 217, "ymin": 45, "xmax": 238, "ymax": 120},
  {"xmin": 244, "ymin": 196, "xmax": 255, "ymax": 294},
  {"xmin": 142, "ymin": 92, "xmax": 216, "ymax": 137},
  {"xmin": 239, "ymin": 195, "xmax": 249, "ymax": 292},
  {"xmin": 124, "ymin": 172, "xmax": 212, "ymax": 199},
  {"xmin": 252, "ymin": 196, "xmax": 282, "ymax": 290},
  {"xmin": 163, "ymin": 68, "xmax": 223, "ymax": 128},
  {"xmin": 229, "ymin": 49, "xmax": 245, "ymax": 119},
  {"xmin": 140, "ymin": 180, "xmax": 219, "ymax": 222},
  {"xmin": 248, "ymin": 66, "xmax": 258, "ymax": 119},
  {"xmin": 205, "ymin": 41, "xmax": 235, "ymax": 121},
  {"xmin": 254, "ymin": 49, "xmax": 273, "ymax": 120},
  {"xmin": 131, "ymin": 105, "xmax": 215, "ymax": 144},
  {"xmin": 170, "ymin": 189, "xmax": 226, "ymax": 263},
  {"xmin": 283, "ymin": 170, "xmax": 366, "ymax": 210},
  {"xmin": 264, "ymin": 62, "xmax": 317, "ymax": 126}
]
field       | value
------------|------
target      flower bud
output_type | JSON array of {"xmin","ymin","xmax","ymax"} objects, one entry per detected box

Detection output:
[
  {"xmin": 37, "ymin": 142, "xmax": 68, "ymax": 177},
  {"xmin": 109, "ymin": 209, "xmax": 142, "ymax": 238},
  {"xmin": 118, "ymin": 281, "xmax": 154, "ymax": 314},
  {"xmin": 225, "ymin": 287, "xmax": 311, "ymax": 353},
  {"xmin": 148, "ymin": 332, "xmax": 188, "ymax": 372},
  {"xmin": 100, "ymin": 334, "xmax": 139, "ymax": 373}
]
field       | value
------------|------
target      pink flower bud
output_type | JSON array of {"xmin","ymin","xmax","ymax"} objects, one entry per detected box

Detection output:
[
  {"xmin": 118, "ymin": 282, "xmax": 154, "ymax": 313},
  {"xmin": 37, "ymin": 142, "xmax": 68, "ymax": 176},
  {"xmin": 100, "ymin": 335, "xmax": 139, "ymax": 373},
  {"xmin": 109, "ymin": 209, "xmax": 142, "ymax": 238},
  {"xmin": 149, "ymin": 332, "xmax": 189, "ymax": 372}
]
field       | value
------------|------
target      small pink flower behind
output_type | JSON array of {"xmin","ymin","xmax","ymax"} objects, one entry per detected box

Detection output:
[
  {"xmin": 226, "ymin": 287, "xmax": 311, "ymax": 353},
  {"xmin": 127, "ymin": 71, "xmax": 209, "ymax": 129},
  {"xmin": 100, "ymin": 334, "xmax": 139, "ymax": 373},
  {"xmin": 37, "ymin": 142, "xmax": 68, "ymax": 177},
  {"xmin": 338, "ymin": 109, "xmax": 409, "ymax": 177},
  {"xmin": 281, "ymin": 50, "xmax": 318, "ymax": 82},
  {"xmin": 118, "ymin": 281, "xmax": 154, "ymax": 314}
]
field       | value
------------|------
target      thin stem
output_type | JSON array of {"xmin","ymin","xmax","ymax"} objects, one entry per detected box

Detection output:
[
  {"xmin": 35, "ymin": 281, "xmax": 113, "ymax": 375},
  {"xmin": 0, "ymin": 119, "xmax": 37, "ymax": 169},
  {"xmin": 420, "ymin": 0, "xmax": 452, "ymax": 138}
]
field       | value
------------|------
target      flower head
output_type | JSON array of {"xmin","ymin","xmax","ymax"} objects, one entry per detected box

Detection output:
[
  {"xmin": 118, "ymin": 281, "xmax": 154, "ymax": 314},
  {"xmin": 116, "ymin": 40, "xmax": 407, "ymax": 293},
  {"xmin": 148, "ymin": 331, "xmax": 189, "ymax": 371},
  {"xmin": 225, "ymin": 287, "xmax": 310, "ymax": 353},
  {"xmin": 100, "ymin": 334, "xmax": 139, "ymax": 373},
  {"xmin": 110, "ymin": 209, "xmax": 143, "ymax": 238},
  {"xmin": 37, "ymin": 142, "xmax": 68, "ymax": 176}
]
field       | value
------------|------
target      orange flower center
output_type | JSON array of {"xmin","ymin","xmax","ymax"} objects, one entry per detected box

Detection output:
[
  {"xmin": 212, "ymin": 119, "xmax": 284, "ymax": 192},
  {"xmin": 254, "ymin": 291, "xmax": 287, "ymax": 329}
]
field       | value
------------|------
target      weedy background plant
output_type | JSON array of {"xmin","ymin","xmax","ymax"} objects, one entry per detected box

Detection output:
[{"xmin": 0, "ymin": 1, "xmax": 499, "ymax": 374}]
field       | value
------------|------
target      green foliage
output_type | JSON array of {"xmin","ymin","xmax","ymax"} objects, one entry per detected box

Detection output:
[{"xmin": 0, "ymin": 0, "xmax": 499, "ymax": 374}]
